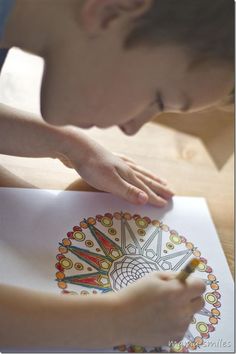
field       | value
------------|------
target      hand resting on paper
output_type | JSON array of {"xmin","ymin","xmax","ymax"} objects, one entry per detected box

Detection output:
[
  {"xmin": 58, "ymin": 126, "xmax": 174, "ymax": 207},
  {"xmin": 0, "ymin": 107, "xmax": 173, "ymax": 206}
]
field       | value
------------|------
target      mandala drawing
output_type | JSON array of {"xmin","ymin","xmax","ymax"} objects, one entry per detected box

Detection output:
[{"xmin": 55, "ymin": 212, "xmax": 221, "ymax": 353}]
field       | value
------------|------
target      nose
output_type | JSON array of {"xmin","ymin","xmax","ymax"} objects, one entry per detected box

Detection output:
[{"xmin": 119, "ymin": 120, "xmax": 144, "ymax": 136}]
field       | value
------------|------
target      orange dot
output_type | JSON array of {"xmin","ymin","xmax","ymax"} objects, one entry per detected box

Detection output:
[
  {"xmin": 123, "ymin": 212, "xmax": 131, "ymax": 220},
  {"xmin": 62, "ymin": 238, "xmax": 71, "ymax": 246},
  {"xmin": 87, "ymin": 217, "xmax": 96, "ymax": 225},
  {"xmin": 58, "ymin": 281, "xmax": 67, "ymax": 289},
  {"xmin": 59, "ymin": 246, "xmax": 68, "ymax": 254},
  {"xmin": 211, "ymin": 308, "xmax": 220, "ymax": 316},
  {"xmin": 113, "ymin": 212, "xmax": 121, "ymax": 220},
  {"xmin": 56, "ymin": 271, "xmax": 65, "ymax": 280},
  {"xmin": 208, "ymin": 274, "xmax": 216, "ymax": 281},
  {"xmin": 152, "ymin": 220, "xmax": 160, "ymax": 226},
  {"xmin": 186, "ymin": 242, "xmax": 194, "ymax": 250},
  {"xmin": 80, "ymin": 221, "xmax": 88, "ymax": 229},
  {"xmin": 195, "ymin": 337, "xmax": 203, "ymax": 345},
  {"xmin": 209, "ymin": 317, "xmax": 218, "ymax": 324},
  {"xmin": 188, "ymin": 343, "xmax": 197, "ymax": 350},
  {"xmin": 211, "ymin": 283, "xmax": 219, "ymax": 290},
  {"xmin": 193, "ymin": 250, "xmax": 201, "ymax": 257}
]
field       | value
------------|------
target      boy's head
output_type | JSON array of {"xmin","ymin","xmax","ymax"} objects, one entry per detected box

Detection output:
[{"xmin": 39, "ymin": 0, "xmax": 234, "ymax": 134}]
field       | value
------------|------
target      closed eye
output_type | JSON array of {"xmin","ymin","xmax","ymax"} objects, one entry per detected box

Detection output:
[{"xmin": 155, "ymin": 91, "xmax": 165, "ymax": 112}]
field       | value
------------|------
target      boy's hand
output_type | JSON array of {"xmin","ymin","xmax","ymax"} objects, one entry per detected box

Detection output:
[
  {"xmin": 59, "ymin": 127, "xmax": 174, "ymax": 207},
  {"xmin": 113, "ymin": 272, "xmax": 206, "ymax": 347}
]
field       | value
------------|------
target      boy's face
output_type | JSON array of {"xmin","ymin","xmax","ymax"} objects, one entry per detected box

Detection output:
[
  {"xmin": 74, "ymin": 44, "xmax": 233, "ymax": 135},
  {"xmin": 41, "ymin": 0, "xmax": 233, "ymax": 134}
]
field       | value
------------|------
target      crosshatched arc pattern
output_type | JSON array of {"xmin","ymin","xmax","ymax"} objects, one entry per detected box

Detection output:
[
  {"xmin": 109, "ymin": 255, "xmax": 159, "ymax": 291},
  {"xmin": 55, "ymin": 212, "xmax": 221, "ymax": 353}
]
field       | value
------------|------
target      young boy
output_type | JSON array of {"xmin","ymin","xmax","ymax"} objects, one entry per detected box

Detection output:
[{"xmin": 0, "ymin": 0, "xmax": 233, "ymax": 351}]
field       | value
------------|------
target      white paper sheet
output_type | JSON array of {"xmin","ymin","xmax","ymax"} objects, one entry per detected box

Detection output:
[{"xmin": 0, "ymin": 188, "xmax": 234, "ymax": 353}]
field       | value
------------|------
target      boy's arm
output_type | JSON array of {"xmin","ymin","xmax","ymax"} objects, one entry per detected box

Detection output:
[
  {"xmin": 0, "ymin": 273, "xmax": 205, "ymax": 350},
  {"xmin": 0, "ymin": 103, "xmax": 173, "ymax": 206},
  {"xmin": 0, "ymin": 283, "xmax": 121, "ymax": 350},
  {"xmin": 0, "ymin": 103, "xmax": 64, "ymax": 159}
]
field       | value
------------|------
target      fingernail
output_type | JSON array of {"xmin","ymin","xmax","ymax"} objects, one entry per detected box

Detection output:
[{"xmin": 138, "ymin": 191, "xmax": 148, "ymax": 204}]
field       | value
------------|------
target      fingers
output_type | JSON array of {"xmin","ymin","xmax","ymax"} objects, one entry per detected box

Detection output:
[
  {"xmin": 134, "ymin": 171, "xmax": 174, "ymax": 200},
  {"xmin": 113, "ymin": 173, "xmax": 149, "ymax": 205},
  {"xmin": 126, "ymin": 162, "xmax": 168, "ymax": 186},
  {"xmin": 185, "ymin": 277, "xmax": 206, "ymax": 299},
  {"xmin": 123, "ymin": 171, "xmax": 168, "ymax": 207},
  {"xmin": 115, "ymin": 153, "xmax": 168, "ymax": 186},
  {"xmin": 191, "ymin": 296, "xmax": 205, "ymax": 313},
  {"xmin": 157, "ymin": 272, "xmax": 176, "ymax": 281}
]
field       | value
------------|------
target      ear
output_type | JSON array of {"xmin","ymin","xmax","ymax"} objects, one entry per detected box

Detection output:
[{"xmin": 80, "ymin": 0, "xmax": 153, "ymax": 33}]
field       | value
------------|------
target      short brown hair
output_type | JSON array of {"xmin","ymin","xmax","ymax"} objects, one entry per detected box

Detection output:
[{"xmin": 125, "ymin": 0, "xmax": 234, "ymax": 67}]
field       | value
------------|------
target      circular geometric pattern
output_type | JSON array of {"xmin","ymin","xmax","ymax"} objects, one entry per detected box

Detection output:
[{"xmin": 55, "ymin": 212, "xmax": 221, "ymax": 353}]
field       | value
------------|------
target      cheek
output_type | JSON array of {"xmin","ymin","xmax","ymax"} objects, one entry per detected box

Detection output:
[
  {"xmin": 186, "ymin": 66, "xmax": 234, "ymax": 109},
  {"xmin": 92, "ymin": 84, "xmax": 151, "ymax": 125}
]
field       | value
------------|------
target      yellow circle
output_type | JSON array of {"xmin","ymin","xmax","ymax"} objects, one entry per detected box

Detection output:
[
  {"xmin": 166, "ymin": 242, "xmax": 174, "ymax": 250},
  {"xmin": 205, "ymin": 293, "xmax": 217, "ymax": 304},
  {"xmin": 170, "ymin": 234, "xmax": 181, "ymax": 244},
  {"xmin": 73, "ymin": 231, "xmax": 85, "ymax": 241},
  {"xmin": 108, "ymin": 228, "xmax": 117, "ymax": 235},
  {"xmin": 74, "ymin": 262, "xmax": 84, "ymax": 271},
  {"xmin": 197, "ymin": 262, "xmax": 207, "ymax": 272},
  {"xmin": 135, "ymin": 218, "xmax": 148, "ymax": 229},
  {"xmin": 101, "ymin": 217, "xmax": 113, "ymax": 227},
  {"xmin": 60, "ymin": 258, "xmax": 73, "ymax": 270},
  {"xmin": 85, "ymin": 240, "xmax": 94, "ymax": 247},
  {"xmin": 138, "ymin": 229, "xmax": 146, "ymax": 236},
  {"xmin": 171, "ymin": 343, "xmax": 183, "ymax": 352},
  {"xmin": 197, "ymin": 322, "xmax": 208, "ymax": 334}
]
